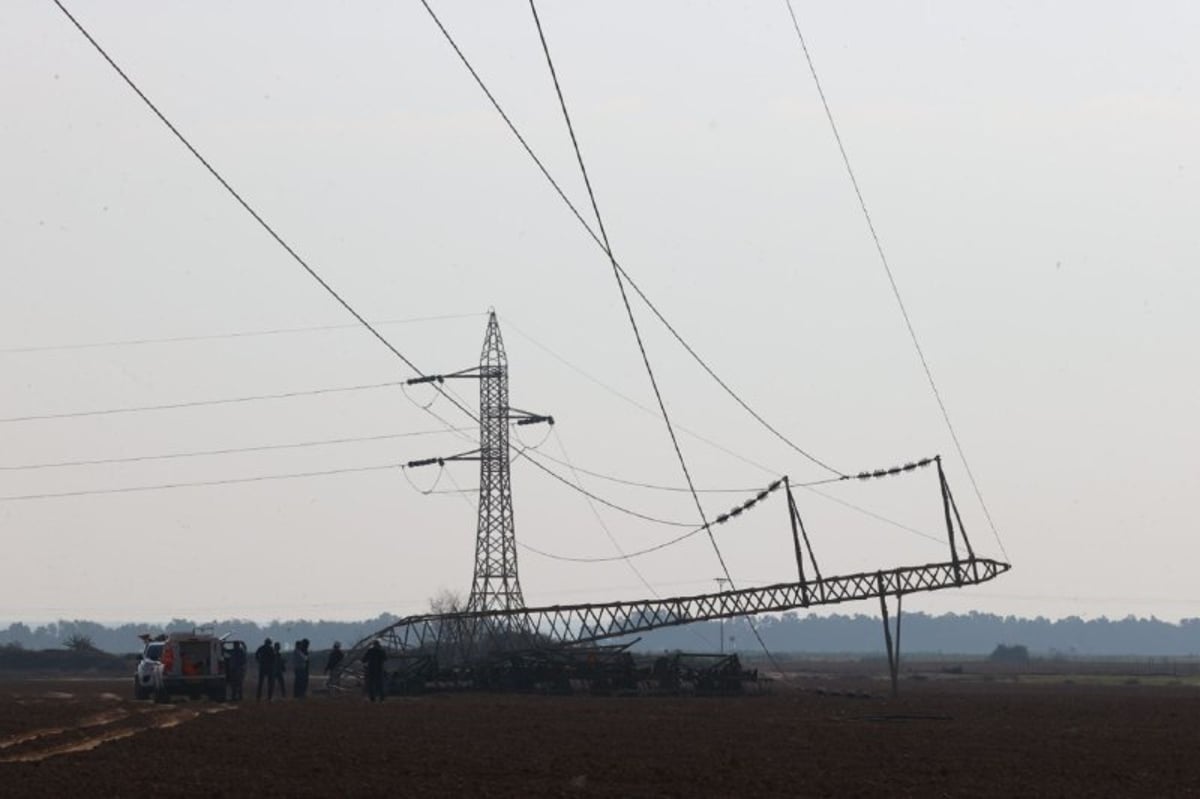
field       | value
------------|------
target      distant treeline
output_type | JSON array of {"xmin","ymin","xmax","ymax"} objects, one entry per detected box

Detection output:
[
  {"xmin": 0, "ymin": 615, "xmax": 401, "ymax": 655},
  {"xmin": 635, "ymin": 612, "xmax": 1200, "ymax": 657},
  {"xmin": 3, "ymin": 611, "xmax": 1200, "ymax": 656}
]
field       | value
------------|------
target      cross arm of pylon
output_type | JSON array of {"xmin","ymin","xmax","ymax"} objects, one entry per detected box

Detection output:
[
  {"xmin": 507, "ymin": 407, "xmax": 554, "ymax": 426},
  {"xmin": 406, "ymin": 448, "xmax": 481, "ymax": 468},
  {"xmin": 406, "ymin": 365, "xmax": 487, "ymax": 385}
]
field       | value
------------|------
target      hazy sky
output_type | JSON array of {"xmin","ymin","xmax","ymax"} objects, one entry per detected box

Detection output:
[{"xmin": 1, "ymin": 1, "xmax": 1197, "ymax": 625}]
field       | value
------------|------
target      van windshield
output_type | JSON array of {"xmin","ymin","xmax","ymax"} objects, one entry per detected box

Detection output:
[{"xmin": 144, "ymin": 643, "xmax": 164, "ymax": 661}]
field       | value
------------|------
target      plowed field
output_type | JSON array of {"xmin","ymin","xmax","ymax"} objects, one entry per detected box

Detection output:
[{"xmin": 1, "ymin": 677, "xmax": 1197, "ymax": 796}]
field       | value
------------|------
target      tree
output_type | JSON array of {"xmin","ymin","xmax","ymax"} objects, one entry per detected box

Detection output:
[
  {"xmin": 63, "ymin": 633, "xmax": 98, "ymax": 652},
  {"xmin": 428, "ymin": 589, "xmax": 466, "ymax": 615},
  {"xmin": 988, "ymin": 643, "xmax": 1030, "ymax": 664}
]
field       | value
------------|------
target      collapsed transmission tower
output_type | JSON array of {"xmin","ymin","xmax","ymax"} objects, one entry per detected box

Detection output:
[{"xmin": 330, "ymin": 312, "xmax": 1011, "ymax": 692}]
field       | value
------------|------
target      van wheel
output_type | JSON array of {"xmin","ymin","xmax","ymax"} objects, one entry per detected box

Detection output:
[
  {"xmin": 154, "ymin": 689, "xmax": 169, "ymax": 704},
  {"xmin": 133, "ymin": 680, "xmax": 150, "ymax": 701}
]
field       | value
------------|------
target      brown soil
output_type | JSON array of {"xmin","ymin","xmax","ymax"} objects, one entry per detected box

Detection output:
[{"xmin": 0, "ymin": 677, "xmax": 1197, "ymax": 797}]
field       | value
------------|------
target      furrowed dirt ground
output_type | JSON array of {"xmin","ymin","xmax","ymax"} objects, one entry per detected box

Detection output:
[{"xmin": 1, "ymin": 673, "xmax": 1198, "ymax": 797}]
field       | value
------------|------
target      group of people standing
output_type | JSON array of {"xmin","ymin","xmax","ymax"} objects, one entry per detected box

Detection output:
[
  {"xmin": 253, "ymin": 638, "xmax": 325, "ymax": 700},
  {"xmin": 224, "ymin": 638, "xmax": 383, "ymax": 702}
]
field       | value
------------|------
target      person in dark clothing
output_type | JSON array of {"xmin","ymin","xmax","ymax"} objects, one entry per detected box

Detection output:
[
  {"xmin": 292, "ymin": 639, "xmax": 310, "ymax": 699},
  {"xmin": 324, "ymin": 633, "xmax": 343, "ymax": 686},
  {"xmin": 323, "ymin": 641, "xmax": 346, "ymax": 695},
  {"xmin": 255, "ymin": 638, "xmax": 275, "ymax": 701},
  {"xmin": 227, "ymin": 642, "xmax": 247, "ymax": 701},
  {"xmin": 325, "ymin": 641, "xmax": 345, "ymax": 683},
  {"xmin": 272, "ymin": 641, "xmax": 287, "ymax": 699},
  {"xmin": 362, "ymin": 640, "xmax": 388, "ymax": 702}
]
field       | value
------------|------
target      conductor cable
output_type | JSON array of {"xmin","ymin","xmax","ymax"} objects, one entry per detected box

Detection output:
[
  {"xmin": 49, "ymin": 0, "xmax": 676, "ymax": 530},
  {"xmin": 527, "ymin": 0, "xmax": 782, "ymax": 674}
]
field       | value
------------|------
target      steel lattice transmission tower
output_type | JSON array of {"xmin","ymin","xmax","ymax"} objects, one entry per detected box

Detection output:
[
  {"xmin": 470, "ymin": 311, "xmax": 524, "ymax": 613},
  {"xmin": 404, "ymin": 310, "xmax": 551, "ymax": 615}
]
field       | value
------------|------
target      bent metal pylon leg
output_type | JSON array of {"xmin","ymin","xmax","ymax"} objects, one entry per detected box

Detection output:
[{"xmin": 878, "ymin": 581, "xmax": 903, "ymax": 698}]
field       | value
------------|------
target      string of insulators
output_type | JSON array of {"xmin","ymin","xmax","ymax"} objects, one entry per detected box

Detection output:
[
  {"xmin": 407, "ymin": 457, "xmax": 444, "ymax": 468},
  {"xmin": 849, "ymin": 457, "xmax": 935, "ymax": 482},
  {"xmin": 712, "ymin": 478, "xmax": 784, "ymax": 526},
  {"xmin": 515, "ymin": 415, "xmax": 555, "ymax": 426}
]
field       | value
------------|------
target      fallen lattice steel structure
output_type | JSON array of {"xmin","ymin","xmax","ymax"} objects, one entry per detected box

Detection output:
[{"xmin": 331, "ymin": 556, "xmax": 1008, "ymax": 691}]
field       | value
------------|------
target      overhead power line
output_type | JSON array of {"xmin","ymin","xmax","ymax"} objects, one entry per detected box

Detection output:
[
  {"xmin": 802, "ymin": 486, "xmax": 943, "ymax": 545},
  {"xmin": 500, "ymin": 315, "xmax": 787, "ymax": 477},
  {"xmin": 50, "ymin": 0, "xmax": 678, "ymax": 533},
  {"xmin": 547, "ymin": 430, "xmax": 669, "ymax": 607},
  {"xmin": 50, "ymin": 2, "xmax": 961, "ymax": 587},
  {"xmin": 442, "ymin": 454, "xmax": 715, "ymax": 653},
  {"xmin": 50, "ymin": 0, "xmax": 432, "ymax": 384},
  {"xmin": 521, "ymin": 477, "xmax": 946, "ymax": 561},
  {"xmin": 0, "ymin": 312, "xmax": 484, "ymax": 356},
  {"xmin": 527, "ymin": 0, "xmax": 781, "ymax": 672},
  {"xmin": 0, "ymin": 462, "xmax": 405, "ymax": 503},
  {"xmin": 519, "ymin": 530, "xmax": 701, "ymax": 565},
  {"xmin": 3, "ymin": 430, "xmax": 698, "ymax": 529},
  {"xmin": 0, "ymin": 381, "xmax": 404, "ymax": 424},
  {"xmin": 525, "ymin": 446, "xmax": 840, "ymax": 494},
  {"xmin": 519, "ymin": 474, "xmax": 784, "ymax": 564},
  {"xmin": 55, "ymin": 0, "xmax": 914, "ymax": 566},
  {"xmin": 500, "ymin": 317, "xmax": 948, "ymax": 548},
  {"xmin": 524, "ymin": 446, "xmax": 941, "ymax": 543},
  {"xmin": 418, "ymin": 0, "xmax": 841, "ymax": 478},
  {"xmin": 526, "ymin": 0, "xmax": 713, "ymax": 530},
  {"xmin": 782, "ymin": 0, "xmax": 1009, "ymax": 561},
  {"xmin": 0, "ymin": 428, "xmax": 468, "ymax": 471}
]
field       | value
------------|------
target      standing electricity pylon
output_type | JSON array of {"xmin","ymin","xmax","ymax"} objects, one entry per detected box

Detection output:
[
  {"xmin": 470, "ymin": 311, "xmax": 523, "ymax": 613},
  {"xmin": 402, "ymin": 310, "xmax": 553, "ymax": 619}
]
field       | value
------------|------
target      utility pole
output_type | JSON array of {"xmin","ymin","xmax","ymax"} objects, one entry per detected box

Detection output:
[{"xmin": 715, "ymin": 578, "xmax": 730, "ymax": 653}]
